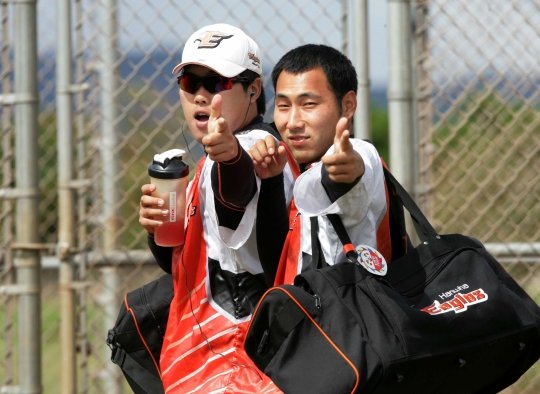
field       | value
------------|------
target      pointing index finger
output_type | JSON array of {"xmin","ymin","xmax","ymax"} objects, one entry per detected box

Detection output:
[
  {"xmin": 335, "ymin": 117, "xmax": 352, "ymax": 153},
  {"xmin": 209, "ymin": 94, "xmax": 223, "ymax": 133}
]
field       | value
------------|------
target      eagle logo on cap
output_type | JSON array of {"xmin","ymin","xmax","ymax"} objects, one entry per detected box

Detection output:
[{"xmin": 194, "ymin": 31, "xmax": 233, "ymax": 49}]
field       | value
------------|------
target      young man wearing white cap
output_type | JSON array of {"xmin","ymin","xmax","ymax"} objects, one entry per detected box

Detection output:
[{"xmin": 139, "ymin": 23, "xmax": 289, "ymax": 393}]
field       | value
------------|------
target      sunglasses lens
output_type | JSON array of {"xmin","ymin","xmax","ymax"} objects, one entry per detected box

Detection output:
[
  {"xmin": 214, "ymin": 77, "xmax": 234, "ymax": 92},
  {"xmin": 178, "ymin": 74, "xmax": 238, "ymax": 94},
  {"xmin": 202, "ymin": 76, "xmax": 223, "ymax": 93},
  {"xmin": 178, "ymin": 74, "xmax": 194, "ymax": 93}
]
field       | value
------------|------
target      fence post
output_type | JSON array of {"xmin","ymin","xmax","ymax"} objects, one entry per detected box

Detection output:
[
  {"xmin": 387, "ymin": 0, "xmax": 416, "ymax": 192},
  {"xmin": 99, "ymin": 1, "xmax": 120, "ymax": 251},
  {"xmin": 13, "ymin": 1, "xmax": 42, "ymax": 392},
  {"xmin": 98, "ymin": 0, "xmax": 122, "ymax": 391},
  {"xmin": 1, "ymin": 1, "xmax": 16, "ymax": 386},
  {"xmin": 348, "ymin": 0, "xmax": 371, "ymax": 140},
  {"xmin": 56, "ymin": 0, "xmax": 77, "ymax": 393}
]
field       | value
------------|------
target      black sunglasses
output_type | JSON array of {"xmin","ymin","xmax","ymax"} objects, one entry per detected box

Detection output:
[{"xmin": 177, "ymin": 73, "xmax": 249, "ymax": 94}]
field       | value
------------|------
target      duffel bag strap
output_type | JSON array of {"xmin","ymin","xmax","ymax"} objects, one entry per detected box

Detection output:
[
  {"xmin": 310, "ymin": 217, "xmax": 325, "ymax": 269},
  {"xmin": 326, "ymin": 167, "xmax": 439, "ymax": 259},
  {"xmin": 310, "ymin": 214, "xmax": 358, "ymax": 266},
  {"xmin": 382, "ymin": 168, "xmax": 438, "ymax": 240},
  {"xmin": 326, "ymin": 214, "xmax": 358, "ymax": 263}
]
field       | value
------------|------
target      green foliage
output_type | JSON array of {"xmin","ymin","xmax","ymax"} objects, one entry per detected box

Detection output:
[
  {"xmin": 430, "ymin": 91, "xmax": 540, "ymax": 242},
  {"xmin": 370, "ymin": 104, "xmax": 389, "ymax": 162}
]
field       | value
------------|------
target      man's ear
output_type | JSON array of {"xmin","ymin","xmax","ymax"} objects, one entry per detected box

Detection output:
[
  {"xmin": 341, "ymin": 91, "xmax": 357, "ymax": 120},
  {"xmin": 249, "ymin": 78, "xmax": 262, "ymax": 102}
]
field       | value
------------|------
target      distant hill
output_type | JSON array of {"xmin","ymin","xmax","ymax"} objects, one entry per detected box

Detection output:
[
  {"xmin": 370, "ymin": 87, "xmax": 387, "ymax": 108},
  {"xmin": 118, "ymin": 49, "xmax": 390, "ymax": 109},
  {"xmin": 38, "ymin": 49, "xmax": 389, "ymax": 110},
  {"xmin": 39, "ymin": 49, "xmax": 540, "ymax": 114}
]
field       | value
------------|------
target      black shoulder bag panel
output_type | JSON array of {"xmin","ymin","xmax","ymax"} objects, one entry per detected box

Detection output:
[
  {"xmin": 107, "ymin": 274, "xmax": 173, "ymax": 394},
  {"xmin": 245, "ymin": 168, "xmax": 540, "ymax": 394}
]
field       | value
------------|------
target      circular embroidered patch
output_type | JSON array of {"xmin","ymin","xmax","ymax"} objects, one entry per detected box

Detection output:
[{"xmin": 356, "ymin": 245, "xmax": 387, "ymax": 276}]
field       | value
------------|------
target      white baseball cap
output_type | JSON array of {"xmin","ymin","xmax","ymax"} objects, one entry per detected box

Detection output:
[{"xmin": 172, "ymin": 23, "xmax": 262, "ymax": 78}]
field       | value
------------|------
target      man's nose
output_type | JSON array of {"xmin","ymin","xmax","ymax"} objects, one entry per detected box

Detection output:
[
  {"xmin": 194, "ymin": 90, "xmax": 209, "ymax": 105},
  {"xmin": 286, "ymin": 106, "xmax": 303, "ymax": 130}
]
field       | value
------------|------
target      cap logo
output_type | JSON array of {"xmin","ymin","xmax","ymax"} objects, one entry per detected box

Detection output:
[
  {"xmin": 248, "ymin": 52, "xmax": 261, "ymax": 68},
  {"xmin": 194, "ymin": 31, "xmax": 233, "ymax": 49}
]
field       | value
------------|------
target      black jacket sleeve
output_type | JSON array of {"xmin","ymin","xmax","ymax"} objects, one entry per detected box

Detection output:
[
  {"xmin": 256, "ymin": 173, "xmax": 288, "ymax": 286},
  {"xmin": 320, "ymin": 165, "xmax": 360, "ymax": 203},
  {"xmin": 148, "ymin": 234, "xmax": 173, "ymax": 274},
  {"xmin": 211, "ymin": 139, "xmax": 257, "ymax": 230}
]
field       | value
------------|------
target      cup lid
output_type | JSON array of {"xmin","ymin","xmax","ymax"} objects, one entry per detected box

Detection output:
[{"xmin": 148, "ymin": 149, "xmax": 189, "ymax": 179}]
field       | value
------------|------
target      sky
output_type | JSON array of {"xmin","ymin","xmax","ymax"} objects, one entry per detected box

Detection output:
[
  {"xmin": 367, "ymin": 0, "xmax": 389, "ymax": 87},
  {"xmin": 32, "ymin": 1, "xmax": 539, "ymax": 91},
  {"xmin": 34, "ymin": 0, "xmax": 389, "ymax": 87}
]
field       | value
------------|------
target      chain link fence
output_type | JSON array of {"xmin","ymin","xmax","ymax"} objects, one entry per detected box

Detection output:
[
  {"xmin": 1, "ymin": 0, "xmax": 539, "ymax": 393},
  {"xmin": 2, "ymin": 0, "xmax": 347, "ymax": 392},
  {"xmin": 415, "ymin": 1, "xmax": 540, "ymax": 392}
]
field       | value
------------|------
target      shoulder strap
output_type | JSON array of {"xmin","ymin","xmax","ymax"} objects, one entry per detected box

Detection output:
[
  {"xmin": 379, "ymin": 158, "xmax": 411, "ymax": 261},
  {"xmin": 310, "ymin": 217, "xmax": 324, "ymax": 269},
  {"xmin": 327, "ymin": 167, "xmax": 437, "ymax": 257},
  {"xmin": 326, "ymin": 214, "xmax": 359, "ymax": 263},
  {"xmin": 382, "ymin": 167, "xmax": 438, "ymax": 240}
]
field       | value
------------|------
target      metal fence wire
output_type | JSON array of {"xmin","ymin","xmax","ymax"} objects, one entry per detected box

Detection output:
[
  {"xmin": 414, "ymin": 2, "xmax": 540, "ymax": 391},
  {"xmin": 0, "ymin": 0, "xmax": 539, "ymax": 393}
]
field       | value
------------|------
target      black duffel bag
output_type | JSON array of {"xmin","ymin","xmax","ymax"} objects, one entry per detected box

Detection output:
[
  {"xmin": 244, "ymin": 169, "xmax": 540, "ymax": 394},
  {"xmin": 107, "ymin": 274, "xmax": 173, "ymax": 394}
]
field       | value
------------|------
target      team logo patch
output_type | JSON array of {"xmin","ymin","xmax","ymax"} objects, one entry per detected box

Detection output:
[
  {"xmin": 195, "ymin": 31, "xmax": 233, "ymax": 49},
  {"xmin": 421, "ymin": 288, "xmax": 488, "ymax": 315},
  {"xmin": 356, "ymin": 245, "xmax": 387, "ymax": 276}
]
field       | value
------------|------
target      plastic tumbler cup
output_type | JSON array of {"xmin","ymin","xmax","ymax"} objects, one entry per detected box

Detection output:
[{"xmin": 148, "ymin": 149, "xmax": 189, "ymax": 247}]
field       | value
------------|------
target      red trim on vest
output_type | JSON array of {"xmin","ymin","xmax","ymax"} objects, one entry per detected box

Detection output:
[
  {"xmin": 274, "ymin": 199, "xmax": 301, "ymax": 286},
  {"xmin": 273, "ymin": 147, "xmax": 301, "ymax": 286}
]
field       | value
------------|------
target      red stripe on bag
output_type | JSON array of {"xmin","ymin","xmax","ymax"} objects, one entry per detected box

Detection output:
[
  {"xmin": 275, "ymin": 287, "xmax": 360, "ymax": 393},
  {"xmin": 125, "ymin": 295, "xmax": 162, "ymax": 376}
]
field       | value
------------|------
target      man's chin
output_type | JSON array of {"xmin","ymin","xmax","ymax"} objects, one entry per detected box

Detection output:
[{"xmin": 292, "ymin": 151, "xmax": 315, "ymax": 166}]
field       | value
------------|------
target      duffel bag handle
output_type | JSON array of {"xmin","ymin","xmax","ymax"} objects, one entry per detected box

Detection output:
[
  {"xmin": 383, "ymin": 168, "xmax": 438, "ymax": 241},
  {"xmin": 329, "ymin": 168, "xmax": 439, "ymax": 256}
]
